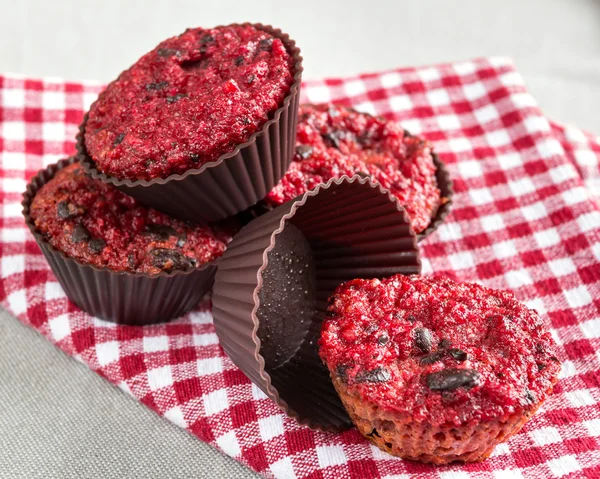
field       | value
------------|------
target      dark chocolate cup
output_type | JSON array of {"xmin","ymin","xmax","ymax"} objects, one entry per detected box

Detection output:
[
  {"xmin": 237, "ymin": 154, "xmax": 453, "ymax": 242},
  {"xmin": 212, "ymin": 175, "xmax": 422, "ymax": 431},
  {"xmin": 22, "ymin": 158, "xmax": 217, "ymax": 325},
  {"xmin": 76, "ymin": 23, "xmax": 303, "ymax": 223}
]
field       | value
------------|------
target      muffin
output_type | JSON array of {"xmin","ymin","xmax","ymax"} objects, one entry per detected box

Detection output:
[
  {"xmin": 77, "ymin": 23, "xmax": 303, "ymax": 222},
  {"xmin": 23, "ymin": 158, "xmax": 229, "ymax": 324},
  {"xmin": 263, "ymin": 104, "xmax": 448, "ymax": 234},
  {"xmin": 319, "ymin": 274, "xmax": 561, "ymax": 464},
  {"xmin": 30, "ymin": 162, "xmax": 229, "ymax": 274}
]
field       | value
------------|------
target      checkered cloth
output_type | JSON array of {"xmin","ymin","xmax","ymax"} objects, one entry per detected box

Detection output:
[{"xmin": 2, "ymin": 57, "xmax": 600, "ymax": 479}]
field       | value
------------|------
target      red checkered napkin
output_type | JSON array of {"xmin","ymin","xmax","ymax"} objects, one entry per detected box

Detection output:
[{"xmin": 1, "ymin": 57, "xmax": 600, "ymax": 479}]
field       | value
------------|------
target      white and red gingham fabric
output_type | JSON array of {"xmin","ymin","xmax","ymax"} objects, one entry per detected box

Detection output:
[{"xmin": 1, "ymin": 57, "xmax": 600, "ymax": 478}]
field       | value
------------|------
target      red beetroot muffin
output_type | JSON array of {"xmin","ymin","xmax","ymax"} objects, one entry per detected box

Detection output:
[
  {"xmin": 30, "ymin": 162, "xmax": 229, "ymax": 275},
  {"xmin": 85, "ymin": 24, "xmax": 296, "ymax": 181},
  {"xmin": 319, "ymin": 275, "xmax": 561, "ymax": 464},
  {"xmin": 265, "ymin": 104, "xmax": 444, "ymax": 233}
]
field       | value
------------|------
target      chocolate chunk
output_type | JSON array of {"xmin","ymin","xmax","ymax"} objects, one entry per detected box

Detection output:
[
  {"xmin": 336, "ymin": 365, "xmax": 349, "ymax": 383},
  {"xmin": 157, "ymin": 48, "xmax": 177, "ymax": 57},
  {"xmin": 439, "ymin": 338, "xmax": 452, "ymax": 349},
  {"xmin": 355, "ymin": 367, "xmax": 391, "ymax": 383},
  {"xmin": 426, "ymin": 369, "xmax": 480, "ymax": 392},
  {"xmin": 145, "ymin": 81, "xmax": 169, "ymax": 91},
  {"xmin": 295, "ymin": 144, "xmax": 313, "ymax": 160},
  {"xmin": 258, "ymin": 38, "xmax": 273, "ymax": 51},
  {"xmin": 89, "ymin": 238, "xmax": 106, "ymax": 254},
  {"xmin": 523, "ymin": 389, "xmax": 537, "ymax": 405},
  {"xmin": 419, "ymin": 351, "xmax": 445, "ymax": 365},
  {"xmin": 57, "ymin": 201, "xmax": 81, "ymax": 219},
  {"xmin": 127, "ymin": 253, "xmax": 136, "ymax": 270},
  {"xmin": 323, "ymin": 131, "xmax": 342, "ymax": 149},
  {"xmin": 166, "ymin": 93, "xmax": 187, "ymax": 104},
  {"xmin": 144, "ymin": 224, "xmax": 177, "ymax": 241},
  {"xmin": 113, "ymin": 133, "xmax": 125, "ymax": 146},
  {"xmin": 150, "ymin": 248, "xmax": 194, "ymax": 272},
  {"xmin": 377, "ymin": 334, "xmax": 389, "ymax": 346},
  {"xmin": 234, "ymin": 56, "xmax": 244, "ymax": 66},
  {"xmin": 414, "ymin": 327, "xmax": 433, "ymax": 353},
  {"xmin": 448, "ymin": 348, "xmax": 468, "ymax": 361},
  {"xmin": 247, "ymin": 74, "xmax": 256, "ymax": 84},
  {"xmin": 71, "ymin": 224, "xmax": 90, "ymax": 243}
]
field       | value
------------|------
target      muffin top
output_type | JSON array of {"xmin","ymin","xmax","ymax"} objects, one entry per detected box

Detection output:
[
  {"xmin": 265, "ymin": 104, "xmax": 442, "ymax": 233},
  {"xmin": 30, "ymin": 162, "xmax": 230, "ymax": 274},
  {"xmin": 319, "ymin": 275, "xmax": 560, "ymax": 426},
  {"xmin": 85, "ymin": 24, "xmax": 296, "ymax": 181}
]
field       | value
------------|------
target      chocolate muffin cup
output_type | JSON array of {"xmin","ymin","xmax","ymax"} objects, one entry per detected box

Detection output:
[
  {"xmin": 22, "ymin": 158, "xmax": 218, "ymax": 325},
  {"xmin": 76, "ymin": 23, "xmax": 303, "ymax": 223},
  {"xmin": 212, "ymin": 175, "xmax": 422, "ymax": 431},
  {"xmin": 238, "ymin": 153, "xmax": 453, "ymax": 243}
]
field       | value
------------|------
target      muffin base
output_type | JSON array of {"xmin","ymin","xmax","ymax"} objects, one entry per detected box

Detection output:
[{"xmin": 332, "ymin": 375, "xmax": 550, "ymax": 465}]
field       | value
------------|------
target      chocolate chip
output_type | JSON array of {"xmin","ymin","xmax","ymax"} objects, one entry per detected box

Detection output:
[
  {"xmin": 258, "ymin": 38, "xmax": 273, "ymax": 51},
  {"xmin": 241, "ymin": 117, "xmax": 251, "ymax": 125},
  {"xmin": 247, "ymin": 74, "xmax": 255, "ymax": 84},
  {"xmin": 336, "ymin": 365, "xmax": 349, "ymax": 383},
  {"xmin": 189, "ymin": 153, "xmax": 200, "ymax": 162},
  {"xmin": 166, "ymin": 93, "xmax": 187, "ymax": 104},
  {"xmin": 157, "ymin": 48, "xmax": 177, "ymax": 57},
  {"xmin": 71, "ymin": 224, "xmax": 90, "ymax": 243},
  {"xmin": 113, "ymin": 133, "xmax": 125, "ymax": 146},
  {"xmin": 57, "ymin": 201, "xmax": 81, "ymax": 219},
  {"xmin": 406, "ymin": 314, "xmax": 416, "ymax": 322},
  {"xmin": 128, "ymin": 254, "xmax": 136, "ymax": 270},
  {"xmin": 414, "ymin": 327, "xmax": 433, "ymax": 353},
  {"xmin": 89, "ymin": 238, "xmax": 106, "ymax": 254},
  {"xmin": 448, "ymin": 348, "xmax": 468, "ymax": 361},
  {"xmin": 144, "ymin": 224, "xmax": 177, "ymax": 241},
  {"xmin": 537, "ymin": 363, "xmax": 546, "ymax": 371},
  {"xmin": 295, "ymin": 145, "xmax": 313, "ymax": 160},
  {"xmin": 403, "ymin": 129, "xmax": 413, "ymax": 138},
  {"xmin": 355, "ymin": 367, "xmax": 391, "ymax": 383},
  {"xmin": 150, "ymin": 248, "xmax": 194, "ymax": 272},
  {"xmin": 323, "ymin": 131, "xmax": 342, "ymax": 149},
  {"xmin": 200, "ymin": 34, "xmax": 215, "ymax": 44},
  {"xmin": 426, "ymin": 369, "xmax": 481, "ymax": 392},
  {"xmin": 419, "ymin": 351, "xmax": 445, "ymax": 366},
  {"xmin": 377, "ymin": 334, "xmax": 389, "ymax": 346},
  {"xmin": 522, "ymin": 389, "xmax": 537, "ymax": 405},
  {"xmin": 439, "ymin": 338, "xmax": 452, "ymax": 349},
  {"xmin": 145, "ymin": 81, "xmax": 169, "ymax": 91},
  {"xmin": 366, "ymin": 429, "xmax": 381, "ymax": 438},
  {"xmin": 234, "ymin": 56, "xmax": 244, "ymax": 66}
]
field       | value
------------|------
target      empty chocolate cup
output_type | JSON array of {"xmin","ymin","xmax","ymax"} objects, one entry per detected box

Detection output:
[
  {"xmin": 76, "ymin": 23, "xmax": 303, "ymax": 223},
  {"xmin": 237, "ymin": 154, "xmax": 453, "ymax": 243},
  {"xmin": 22, "ymin": 158, "xmax": 218, "ymax": 325},
  {"xmin": 212, "ymin": 175, "xmax": 422, "ymax": 431}
]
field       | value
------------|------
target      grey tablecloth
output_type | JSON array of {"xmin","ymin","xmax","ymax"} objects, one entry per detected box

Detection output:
[{"xmin": 1, "ymin": 0, "xmax": 599, "ymax": 477}]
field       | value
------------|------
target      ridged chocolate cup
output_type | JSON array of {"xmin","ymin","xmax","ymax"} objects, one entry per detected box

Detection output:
[
  {"xmin": 76, "ymin": 23, "xmax": 303, "ymax": 223},
  {"xmin": 237, "ymin": 152, "xmax": 453, "ymax": 243},
  {"xmin": 212, "ymin": 175, "xmax": 422, "ymax": 431},
  {"xmin": 22, "ymin": 158, "xmax": 218, "ymax": 325}
]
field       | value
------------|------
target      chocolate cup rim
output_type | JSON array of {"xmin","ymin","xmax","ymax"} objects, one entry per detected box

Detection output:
[
  {"xmin": 247, "ymin": 175, "xmax": 420, "ymax": 431},
  {"xmin": 22, "ymin": 157, "xmax": 217, "ymax": 279},
  {"xmin": 76, "ymin": 23, "xmax": 304, "ymax": 187},
  {"xmin": 417, "ymin": 152, "xmax": 454, "ymax": 242}
]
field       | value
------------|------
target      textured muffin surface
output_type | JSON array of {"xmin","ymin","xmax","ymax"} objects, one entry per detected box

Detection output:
[
  {"xmin": 30, "ymin": 162, "xmax": 229, "ymax": 274},
  {"xmin": 265, "ymin": 104, "xmax": 442, "ymax": 233},
  {"xmin": 319, "ymin": 274, "xmax": 560, "ymax": 427},
  {"xmin": 85, "ymin": 24, "xmax": 295, "ymax": 180}
]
